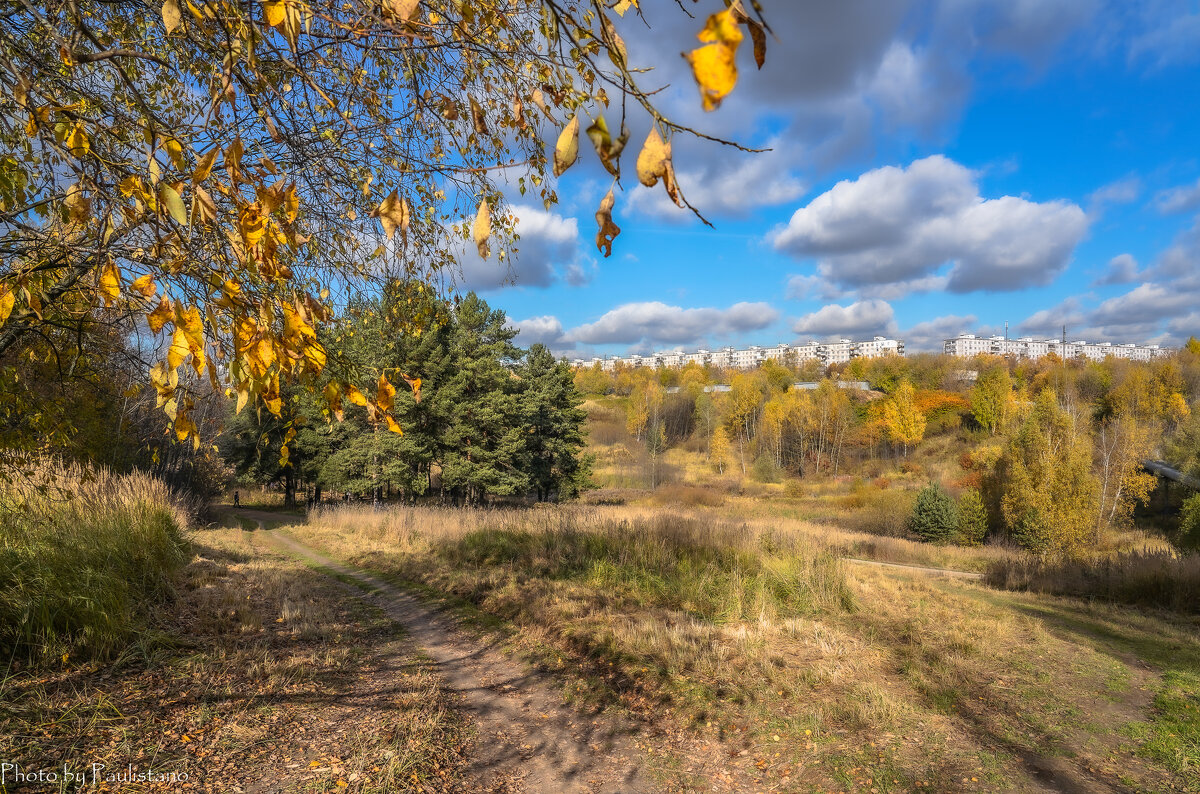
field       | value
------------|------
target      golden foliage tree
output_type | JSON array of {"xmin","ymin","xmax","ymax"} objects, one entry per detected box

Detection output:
[
  {"xmin": 0, "ymin": 0, "xmax": 768, "ymax": 470},
  {"xmin": 881, "ymin": 380, "xmax": 926, "ymax": 456}
]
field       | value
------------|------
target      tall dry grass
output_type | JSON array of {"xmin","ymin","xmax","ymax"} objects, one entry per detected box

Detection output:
[
  {"xmin": 0, "ymin": 463, "xmax": 191, "ymax": 659},
  {"xmin": 986, "ymin": 548, "xmax": 1200, "ymax": 612}
]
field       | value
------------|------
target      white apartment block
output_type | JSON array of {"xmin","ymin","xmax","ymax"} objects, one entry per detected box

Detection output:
[
  {"xmin": 571, "ymin": 337, "xmax": 905, "ymax": 371},
  {"xmin": 943, "ymin": 333, "xmax": 1173, "ymax": 362}
]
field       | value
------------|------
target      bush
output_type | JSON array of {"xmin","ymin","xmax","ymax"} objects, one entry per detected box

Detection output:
[
  {"xmin": 956, "ymin": 488, "xmax": 988, "ymax": 546},
  {"xmin": 908, "ymin": 482, "xmax": 959, "ymax": 543},
  {"xmin": 0, "ymin": 463, "xmax": 190, "ymax": 660},
  {"xmin": 751, "ymin": 454, "xmax": 782, "ymax": 483},
  {"xmin": 1179, "ymin": 493, "xmax": 1200, "ymax": 550}
]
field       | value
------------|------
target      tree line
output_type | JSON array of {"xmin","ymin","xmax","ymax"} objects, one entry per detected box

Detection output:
[
  {"xmin": 224, "ymin": 286, "xmax": 591, "ymax": 506},
  {"xmin": 578, "ymin": 339, "xmax": 1200, "ymax": 555}
]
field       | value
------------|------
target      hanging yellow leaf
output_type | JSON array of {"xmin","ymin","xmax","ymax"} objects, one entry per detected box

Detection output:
[
  {"xmin": 163, "ymin": 137, "xmax": 186, "ymax": 170},
  {"xmin": 167, "ymin": 326, "xmax": 190, "ymax": 370},
  {"xmin": 162, "ymin": 0, "xmax": 182, "ymax": 33},
  {"xmin": 601, "ymin": 14, "xmax": 627, "ymax": 68},
  {"xmin": 160, "ymin": 183, "xmax": 187, "ymax": 225},
  {"xmin": 346, "ymin": 384, "xmax": 369, "ymax": 407},
  {"xmin": 147, "ymin": 297, "xmax": 173, "ymax": 333},
  {"xmin": 586, "ymin": 116, "xmax": 629, "ymax": 177},
  {"xmin": 0, "ymin": 286, "xmax": 14, "ymax": 327},
  {"xmin": 470, "ymin": 96, "xmax": 488, "ymax": 135},
  {"xmin": 613, "ymin": 0, "xmax": 636, "ymax": 16},
  {"xmin": 370, "ymin": 190, "xmax": 410, "ymax": 241},
  {"xmin": 264, "ymin": 374, "xmax": 283, "ymax": 416},
  {"xmin": 65, "ymin": 123, "xmax": 89, "ymax": 157},
  {"xmin": 385, "ymin": 0, "xmax": 420, "ymax": 21},
  {"xmin": 192, "ymin": 148, "xmax": 218, "ymax": 183},
  {"xmin": 553, "ymin": 115, "xmax": 579, "ymax": 177},
  {"xmin": 402, "ymin": 375, "xmax": 421, "ymax": 403},
  {"xmin": 595, "ymin": 187, "xmax": 620, "ymax": 258},
  {"xmin": 684, "ymin": 8, "xmax": 744, "ymax": 111},
  {"xmin": 239, "ymin": 203, "xmax": 267, "ymax": 247},
  {"xmin": 264, "ymin": 0, "xmax": 286, "ymax": 27},
  {"xmin": 130, "ymin": 274, "xmax": 156, "ymax": 298},
  {"xmin": 384, "ymin": 414, "xmax": 403, "ymax": 434},
  {"xmin": 192, "ymin": 184, "xmax": 217, "ymax": 225},
  {"xmin": 377, "ymin": 374, "xmax": 396, "ymax": 413},
  {"xmin": 235, "ymin": 386, "xmax": 250, "ymax": 415},
  {"xmin": 99, "ymin": 262, "xmax": 121, "ymax": 305},
  {"xmin": 473, "ymin": 198, "xmax": 491, "ymax": 259},
  {"xmin": 325, "ymin": 382, "xmax": 344, "ymax": 421},
  {"xmin": 635, "ymin": 127, "xmax": 681, "ymax": 207}
]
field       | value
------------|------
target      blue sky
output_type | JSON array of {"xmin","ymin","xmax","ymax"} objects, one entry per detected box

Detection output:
[{"xmin": 458, "ymin": 1, "xmax": 1200, "ymax": 356}]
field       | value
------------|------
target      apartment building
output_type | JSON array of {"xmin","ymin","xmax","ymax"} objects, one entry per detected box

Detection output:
[
  {"xmin": 571, "ymin": 337, "xmax": 906, "ymax": 371},
  {"xmin": 943, "ymin": 333, "xmax": 1173, "ymax": 362}
]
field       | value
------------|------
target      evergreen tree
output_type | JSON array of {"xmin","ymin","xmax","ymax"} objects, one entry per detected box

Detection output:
[
  {"xmin": 519, "ymin": 344, "xmax": 592, "ymax": 501},
  {"xmin": 908, "ymin": 482, "xmax": 959, "ymax": 543},
  {"xmin": 956, "ymin": 488, "xmax": 989, "ymax": 546},
  {"xmin": 439, "ymin": 294, "xmax": 529, "ymax": 503}
]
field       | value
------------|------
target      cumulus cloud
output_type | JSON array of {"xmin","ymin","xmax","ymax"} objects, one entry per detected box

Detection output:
[
  {"xmin": 1154, "ymin": 177, "xmax": 1200, "ymax": 215},
  {"xmin": 771, "ymin": 155, "xmax": 1088, "ymax": 295},
  {"xmin": 1093, "ymin": 253, "xmax": 1142, "ymax": 286},
  {"xmin": 901, "ymin": 314, "xmax": 978, "ymax": 352},
  {"xmin": 457, "ymin": 205, "xmax": 583, "ymax": 291},
  {"xmin": 791, "ymin": 300, "xmax": 896, "ymax": 338},
  {"xmin": 1020, "ymin": 297, "xmax": 1087, "ymax": 335},
  {"xmin": 1089, "ymin": 283, "xmax": 1197, "ymax": 327},
  {"xmin": 566, "ymin": 301, "xmax": 779, "ymax": 346},
  {"xmin": 510, "ymin": 315, "xmax": 566, "ymax": 348}
]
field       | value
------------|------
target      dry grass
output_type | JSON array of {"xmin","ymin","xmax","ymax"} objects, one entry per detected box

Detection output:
[
  {"xmin": 0, "ymin": 524, "xmax": 467, "ymax": 792},
  {"xmin": 987, "ymin": 548, "xmax": 1200, "ymax": 612},
  {"xmin": 292, "ymin": 502, "xmax": 1200, "ymax": 792},
  {"xmin": 0, "ymin": 462, "xmax": 192, "ymax": 660}
]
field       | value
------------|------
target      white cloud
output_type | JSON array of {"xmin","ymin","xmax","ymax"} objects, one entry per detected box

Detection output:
[
  {"xmin": 901, "ymin": 314, "xmax": 978, "ymax": 352},
  {"xmin": 791, "ymin": 300, "xmax": 896, "ymax": 338},
  {"xmin": 771, "ymin": 155, "xmax": 1088, "ymax": 295},
  {"xmin": 1093, "ymin": 253, "xmax": 1142, "ymax": 286},
  {"xmin": 1020, "ymin": 297, "xmax": 1087, "ymax": 335},
  {"xmin": 566, "ymin": 301, "xmax": 779, "ymax": 346},
  {"xmin": 1090, "ymin": 283, "xmax": 1197, "ymax": 327},
  {"xmin": 1087, "ymin": 175, "xmax": 1141, "ymax": 216},
  {"xmin": 457, "ymin": 205, "xmax": 583, "ymax": 291},
  {"xmin": 510, "ymin": 315, "xmax": 565, "ymax": 348},
  {"xmin": 626, "ymin": 139, "xmax": 806, "ymax": 221},
  {"xmin": 1154, "ymin": 177, "xmax": 1200, "ymax": 215}
]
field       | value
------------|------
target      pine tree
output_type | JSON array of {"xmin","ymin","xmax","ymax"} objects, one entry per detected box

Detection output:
[
  {"xmin": 520, "ymin": 344, "xmax": 592, "ymax": 501},
  {"xmin": 956, "ymin": 488, "xmax": 989, "ymax": 546},
  {"xmin": 439, "ymin": 294, "xmax": 528, "ymax": 503},
  {"xmin": 908, "ymin": 482, "xmax": 959, "ymax": 543}
]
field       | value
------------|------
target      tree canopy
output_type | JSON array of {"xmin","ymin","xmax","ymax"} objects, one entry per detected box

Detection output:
[{"xmin": 0, "ymin": 0, "xmax": 769, "ymax": 471}]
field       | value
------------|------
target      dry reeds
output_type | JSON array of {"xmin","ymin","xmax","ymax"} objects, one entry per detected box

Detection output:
[{"xmin": 0, "ymin": 462, "xmax": 191, "ymax": 659}]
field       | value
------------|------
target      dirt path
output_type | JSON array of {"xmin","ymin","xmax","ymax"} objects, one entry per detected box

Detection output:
[
  {"xmin": 844, "ymin": 556, "xmax": 985, "ymax": 579},
  {"xmin": 235, "ymin": 511, "xmax": 653, "ymax": 793}
]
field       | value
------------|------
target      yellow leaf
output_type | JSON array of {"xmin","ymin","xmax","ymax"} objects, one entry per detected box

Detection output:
[
  {"xmin": 167, "ymin": 327, "xmax": 190, "ymax": 370},
  {"xmin": 282, "ymin": 183, "xmax": 299, "ymax": 223},
  {"xmin": 163, "ymin": 137, "xmax": 186, "ymax": 170},
  {"xmin": 239, "ymin": 203, "xmax": 267, "ymax": 248},
  {"xmin": 192, "ymin": 148, "xmax": 218, "ymax": 183},
  {"xmin": 370, "ymin": 190, "xmax": 410, "ymax": 241},
  {"xmin": 235, "ymin": 387, "xmax": 250, "ymax": 415},
  {"xmin": 162, "ymin": 0, "xmax": 182, "ymax": 33},
  {"xmin": 99, "ymin": 262, "xmax": 121, "ymax": 305},
  {"xmin": 377, "ymin": 374, "xmax": 396, "ymax": 413},
  {"xmin": 264, "ymin": 0, "xmax": 286, "ymax": 27},
  {"xmin": 65, "ymin": 122, "xmax": 89, "ymax": 157},
  {"xmin": 553, "ymin": 115, "xmax": 579, "ymax": 177},
  {"xmin": 385, "ymin": 0, "xmax": 420, "ymax": 21},
  {"xmin": 147, "ymin": 297, "xmax": 173, "ymax": 333},
  {"xmin": 160, "ymin": 182, "xmax": 188, "ymax": 225},
  {"xmin": 613, "ymin": 0, "xmax": 636, "ymax": 16},
  {"xmin": 586, "ymin": 116, "xmax": 628, "ymax": 177},
  {"xmin": 384, "ymin": 414, "xmax": 403, "ymax": 435},
  {"xmin": 473, "ymin": 198, "xmax": 490, "ymax": 259},
  {"xmin": 0, "ymin": 286, "xmax": 14, "ymax": 327},
  {"xmin": 325, "ymin": 382, "xmax": 344, "ymax": 421},
  {"xmin": 685, "ymin": 8, "xmax": 744, "ymax": 111},
  {"xmin": 346, "ymin": 385, "xmax": 369, "ymax": 407},
  {"xmin": 634, "ymin": 127, "xmax": 681, "ymax": 207},
  {"xmin": 470, "ymin": 96, "xmax": 487, "ymax": 135},
  {"xmin": 192, "ymin": 184, "xmax": 217, "ymax": 225},
  {"xmin": 595, "ymin": 187, "xmax": 620, "ymax": 258},
  {"xmin": 402, "ymin": 375, "xmax": 421, "ymax": 403},
  {"xmin": 130, "ymin": 274, "xmax": 156, "ymax": 298}
]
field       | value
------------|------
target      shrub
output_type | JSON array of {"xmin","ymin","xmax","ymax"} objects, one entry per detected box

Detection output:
[
  {"xmin": 1180, "ymin": 493, "xmax": 1200, "ymax": 550},
  {"xmin": 956, "ymin": 488, "xmax": 988, "ymax": 546},
  {"xmin": 0, "ymin": 463, "xmax": 190, "ymax": 660},
  {"xmin": 751, "ymin": 453, "xmax": 781, "ymax": 483},
  {"xmin": 908, "ymin": 482, "xmax": 959, "ymax": 543}
]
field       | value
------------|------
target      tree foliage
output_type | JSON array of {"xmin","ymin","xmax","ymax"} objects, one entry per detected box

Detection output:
[
  {"xmin": 908, "ymin": 482, "xmax": 958, "ymax": 544},
  {"xmin": 0, "ymin": 0, "xmax": 769, "ymax": 472}
]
